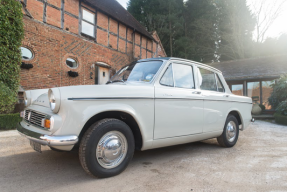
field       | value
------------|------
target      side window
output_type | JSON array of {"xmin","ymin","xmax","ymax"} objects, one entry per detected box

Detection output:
[
  {"xmin": 173, "ymin": 64, "xmax": 194, "ymax": 89},
  {"xmin": 160, "ymin": 65, "xmax": 174, "ymax": 87},
  {"xmin": 216, "ymin": 74, "xmax": 225, "ymax": 92},
  {"xmin": 199, "ymin": 68, "xmax": 217, "ymax": 91}
]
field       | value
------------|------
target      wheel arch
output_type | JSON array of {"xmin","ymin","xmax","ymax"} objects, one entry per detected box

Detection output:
[
  {"xmin": 78, "ymin": 110, "xmax": 143, "ymax": 150},
  {"xmin": 227, "ymin": 110, "xmax": 243, "ymax": 128}
]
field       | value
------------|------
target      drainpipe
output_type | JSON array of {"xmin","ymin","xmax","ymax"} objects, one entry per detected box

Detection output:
[{"xmin": 132, "ymin": 29, "xmax": 135, "ymax": 60}]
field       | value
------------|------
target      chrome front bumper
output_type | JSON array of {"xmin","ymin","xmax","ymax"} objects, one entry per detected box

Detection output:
[{"xmin": 17, "ymin": 123, "xmax": 78, "ymax": 146}]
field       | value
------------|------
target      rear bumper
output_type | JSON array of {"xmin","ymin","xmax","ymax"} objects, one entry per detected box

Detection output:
[{"xmin": 17, "ymin": 123, "xmax": 78, "ymax": 146}]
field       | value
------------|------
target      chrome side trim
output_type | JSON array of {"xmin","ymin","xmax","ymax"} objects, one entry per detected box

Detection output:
[
  {"xmin": 17, "ymin": 123, "xmax": 78, "ymax": 146},
  {"xmin": 68, "ymin": 97, "xmax": 252, "ymax": 104}
]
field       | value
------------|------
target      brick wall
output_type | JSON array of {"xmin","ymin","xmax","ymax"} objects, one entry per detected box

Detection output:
[{"xmin": 21, "ymin": 0, "xmax": 166, "ymax": 90}]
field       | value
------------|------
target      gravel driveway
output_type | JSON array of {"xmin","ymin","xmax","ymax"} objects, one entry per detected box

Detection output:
[{"xmin": 1, "ymin": 120, "xmax": 287, "ymax": 192}]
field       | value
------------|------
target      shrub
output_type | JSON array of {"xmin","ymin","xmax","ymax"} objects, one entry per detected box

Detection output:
[
  {"xmin": 276, "ymin": 100, "xmax": 287, "ymax": 116},
  {"xmin": 274, "ymin": 113, "xmax": 287, "ymax": 126},
  {"xmin": 0, "ymin": 0, "xmax": 24, "ymax": 114},
  {"xmin": 259, "ymin": 104, "xmax": 266, "ymax": 111},
  {"xmin": 0, "ymin": 113, "xmax": 22, "ymax": 130},
  {"xmin": 268, "ymin": 75, "xmax": 287, "ymax": 109}
]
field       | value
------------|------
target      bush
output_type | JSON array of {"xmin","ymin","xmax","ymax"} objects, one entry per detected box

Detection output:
[
  {"xmin": 274, "ymin": 113, "xmax": 287, "ymax": 126},
  {"xmin": 268, "ymin": 75, "xmax": 287, "ymax": 109},
  {"xmin": 0, "ymin": 0, "xmax": 24, "ymax": 114},
  {"xmin": 276, "ymin": 100, "xmax": 287, "ymax": 116},
  {"xmin": 259, "ymin": 104, "xmax": 266, "ymax": 111},
  {"xmin": 0, "ymin": 113, "xmax": 22, "ymax": 130}
]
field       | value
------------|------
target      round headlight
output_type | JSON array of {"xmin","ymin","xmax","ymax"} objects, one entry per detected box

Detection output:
[
  {"xmin": 24, "ymin": 91, "xmax": 31, "ymax": 106},
  {"xmin": 49, "ymin": 92, "xmax": 56, "ymax": 110},
  {"xmin": 48, "ymin": 88, "xmax": 61, "ymax": 113}
]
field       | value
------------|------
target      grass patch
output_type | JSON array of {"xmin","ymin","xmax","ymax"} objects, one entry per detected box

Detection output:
[
  {"xmin": 0, "ymin": 113, "xmax": 22, "ymax": 130},
  {"xmin": 274, "ymin": 113, "xmax": 287, "ymax": 126}
]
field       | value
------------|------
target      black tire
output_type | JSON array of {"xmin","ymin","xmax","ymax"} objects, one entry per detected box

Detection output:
[
  {"xmin": 217, "ymin": 115, "xmax": 239, "ymax": 148},
  {"xmin": 79, "ymin": 118, "xmax": 135, "ymax": 178}
]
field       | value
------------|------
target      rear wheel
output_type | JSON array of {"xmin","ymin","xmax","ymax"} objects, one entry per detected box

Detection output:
[
  {"xmin": 217, "ymin": 115, "xmax": 239, "ymax": 147},
  {"xmin": 79, "ymin": 118, "xmax": 135, "ymax": 178}
]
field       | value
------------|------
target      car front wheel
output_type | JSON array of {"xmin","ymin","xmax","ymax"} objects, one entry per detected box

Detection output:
[
  {"xmin": 79, "ymin": 118, "xmax": 135, "ymax": 178},
  {"xmin": 217, "ymin": 115, "xmax": 239, "ymax": 148}
]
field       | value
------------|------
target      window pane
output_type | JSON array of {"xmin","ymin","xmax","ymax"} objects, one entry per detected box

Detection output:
[
  {"xmin": 216, "ymin": 74, "xmax": 224, "ymax": 92},
  {"xmin": 82, "ymin": 21, "xmax": 94, "ymax": 37},
  {"xmin": 173, "ymin": 64, "xmax": 194, "ymax": 89},
  {"xmin": 199, "ymin": 68, "xmax": 217, "ymax": 91},
  {"xmin": 21, "ymin": 47, "xmax": 33, "ymax": 60},
  {"xmin": 248, "ymin": 82, "xmax": 260, "ymax": 103},
  {"xmin": 66, "ymin": 58, "xmax": 78, "ymax": 68},
  {"xmin": 232, "ymin": 84, "xmax": 243, "ymax": 96},
  {"xmin": 160, "ymin": 65, "xmax": 174, "ymax": 87},
  {"xmin": 262, "ymin": 81, "xmax": 273, "ymax": 110},
  {"xmin": 83, "ymin": 9, "xmax": 95, "ymax": 24}
]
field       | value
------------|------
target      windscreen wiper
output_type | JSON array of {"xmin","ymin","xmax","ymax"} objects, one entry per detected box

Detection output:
[{"xmin": 106, "ymin": 80, "xmax": 125, "ymax": 84}]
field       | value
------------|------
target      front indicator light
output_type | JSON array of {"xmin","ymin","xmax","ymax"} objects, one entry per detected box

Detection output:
[{"xmin": 41, "ymin": 119, "xmax": 51, "ymax": 129}]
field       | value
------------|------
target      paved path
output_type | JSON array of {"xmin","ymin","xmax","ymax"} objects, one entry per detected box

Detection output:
[{"xmin": 1, "ymin": 121, "xmax": 287, "ymax": 192}]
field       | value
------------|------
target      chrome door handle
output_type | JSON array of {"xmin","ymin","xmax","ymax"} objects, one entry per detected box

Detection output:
[
  {"xmin": 192, "ymin": 91, "xmax": 201, "ymax": 94},
  {"xmin": 223, "ymin": 94, "xmax": 230, "ymax": 97}
]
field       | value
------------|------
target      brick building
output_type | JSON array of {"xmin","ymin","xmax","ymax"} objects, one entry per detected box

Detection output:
[{"xmin": 19, "ymin": 0, "xmax": 166, "ymax": 90}]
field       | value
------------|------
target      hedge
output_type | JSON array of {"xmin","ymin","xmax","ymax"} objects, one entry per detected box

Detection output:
[
  {"xmin": 0, "ymin": 0, "xmax": 24, "ymax": 114},
  {"xmin": 0, "ymin": 113, "xmax": 22, "ymax": 130},
  {"xmin": 274, "ymin": 113, "xmax": 287, "ymax": 126}
]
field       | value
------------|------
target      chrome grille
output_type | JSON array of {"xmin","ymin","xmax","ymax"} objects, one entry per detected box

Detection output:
[{"xmin": 24, "ymin": 110, "xmax": 47, "ymax": 128}]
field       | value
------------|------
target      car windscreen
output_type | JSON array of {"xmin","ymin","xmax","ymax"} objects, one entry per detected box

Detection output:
[{"xmin": 110, "ymin": 61, "xmax": 163, "ymax": 83}]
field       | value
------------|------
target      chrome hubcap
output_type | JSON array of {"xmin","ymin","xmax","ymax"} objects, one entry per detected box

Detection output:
[
  {"xmin": 96, "ymin": 131, "xmax": 128, "ymax": 169},
  {"xmin": 226, "ymin": 121, "xmax": 236, "ymax": 142}
]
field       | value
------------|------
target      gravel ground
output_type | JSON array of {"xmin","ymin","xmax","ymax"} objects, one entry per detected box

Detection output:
[{"xmin": 0, "ymin": 120, "xmax": 287, "ymax": 192}]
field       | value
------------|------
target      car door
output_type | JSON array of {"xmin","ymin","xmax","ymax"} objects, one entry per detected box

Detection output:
[
  {"xmin": 197, "ymin": 67, "xmax": 230, "ymax": 133},
  {"xmin": 154, "ymin": 62, "xmax": 204, "ymax": 139}
]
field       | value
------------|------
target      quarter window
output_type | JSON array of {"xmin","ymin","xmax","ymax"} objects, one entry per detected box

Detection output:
[
  {"xmin": 81, "ymin": 9, "xmax": 95, "ymax": 37},
  {"xmin": 216, "ymin": 74, "xmax": 224, "ymax": 92},
  {"xmin": 66, "ymin": 58, "xmax": 78, "ymax": 68},
  {"xmin": 160, "ymin": 65, "xmax": 174, "ymax": 87},
  {"xmin": 21, "ymin": 47, "xmax": 33, "ymax": 60}
]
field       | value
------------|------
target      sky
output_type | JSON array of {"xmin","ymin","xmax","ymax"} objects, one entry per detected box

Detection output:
[{"xmin": 116, "ymin": 0, "xmax": 287, "ymax": 40}]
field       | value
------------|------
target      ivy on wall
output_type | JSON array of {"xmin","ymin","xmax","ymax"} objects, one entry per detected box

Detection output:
[{"xmin": 0, "ymin": 0, "xmax": 24, "ymax": 114}]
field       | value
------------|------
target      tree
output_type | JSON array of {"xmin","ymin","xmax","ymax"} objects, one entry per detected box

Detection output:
[
  {"xmin": 216, "ymin": 0, "xmax": 256, "ymax": 61},
  {"xmin": 128, "ymin": 0, "xmax": 256, "ymax": 62},
  {"xmin": 127, "ymin": 0, "xmax": 184, "ymax": 57},
  {"xmin": 0, "ymin": 0, "xmax": 24, "ymax": 113},
  {"xmin": 250, "ymin": 0, "xmax": 286, "ymax": 43}
]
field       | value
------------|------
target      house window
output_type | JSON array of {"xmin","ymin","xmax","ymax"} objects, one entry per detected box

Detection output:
[
  {"xmin": 262, "ymin": 81, "xmax": 273, "ymax": 110},
  {"xmin": 231, "ymin": 84, "xmax": 243, "ymax": 96},
  {"xmin": 66, "ymin": 58, "xmax": 78, "ymax": 68},
  {"xmin": 21, "ymin": 47, "xmax": 33, "ymax": 60},
  {"xmin": 81, "ymin": 9, "xmax": 95, "ymax": 37},
  {"xmin": 248, "ymin": 82, "xmax": 260, "ymax": 104}
]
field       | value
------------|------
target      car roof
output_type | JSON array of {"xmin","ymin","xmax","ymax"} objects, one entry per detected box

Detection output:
[{"xmin": 138, "ymin": 57, "xmax": 222, "ymax": 73}]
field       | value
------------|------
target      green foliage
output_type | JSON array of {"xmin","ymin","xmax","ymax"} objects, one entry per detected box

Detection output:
[
  {"xmin": 259, "ymin": 104, "xmax": 266, "ymax": 111},
  {"xmin": 0, "ymin": 82, "xmax": 18, "ymax": 113},
  {"xmin": 268, "ymin": 75, "xmax": 287, "ymax": 109},
  {"xmin": 127, "ymin": 0, "xmax": 255, "ymax": 62},
  {"xmin": 215, "ymin": 0, "xmax": 256, "ymax": 61},
  {"xmin": 0, "ymin": 113, "xmax": 22, "ymax": 130},
  {"xmin": 276, "ymin": 100, "xmax": 287, "ymax": 116},
  {"xmin": 274, "ymin": 113, "xmax": 287, "ymax": 125},
  {"xmin": 0, "ymin": 0, "xmax": 24, "ymax": 114}
]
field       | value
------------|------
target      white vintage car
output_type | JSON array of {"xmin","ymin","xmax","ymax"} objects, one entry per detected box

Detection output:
[{"xmin": 17, "ymin": 57, "xmax": 253, "ymax": 178}]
